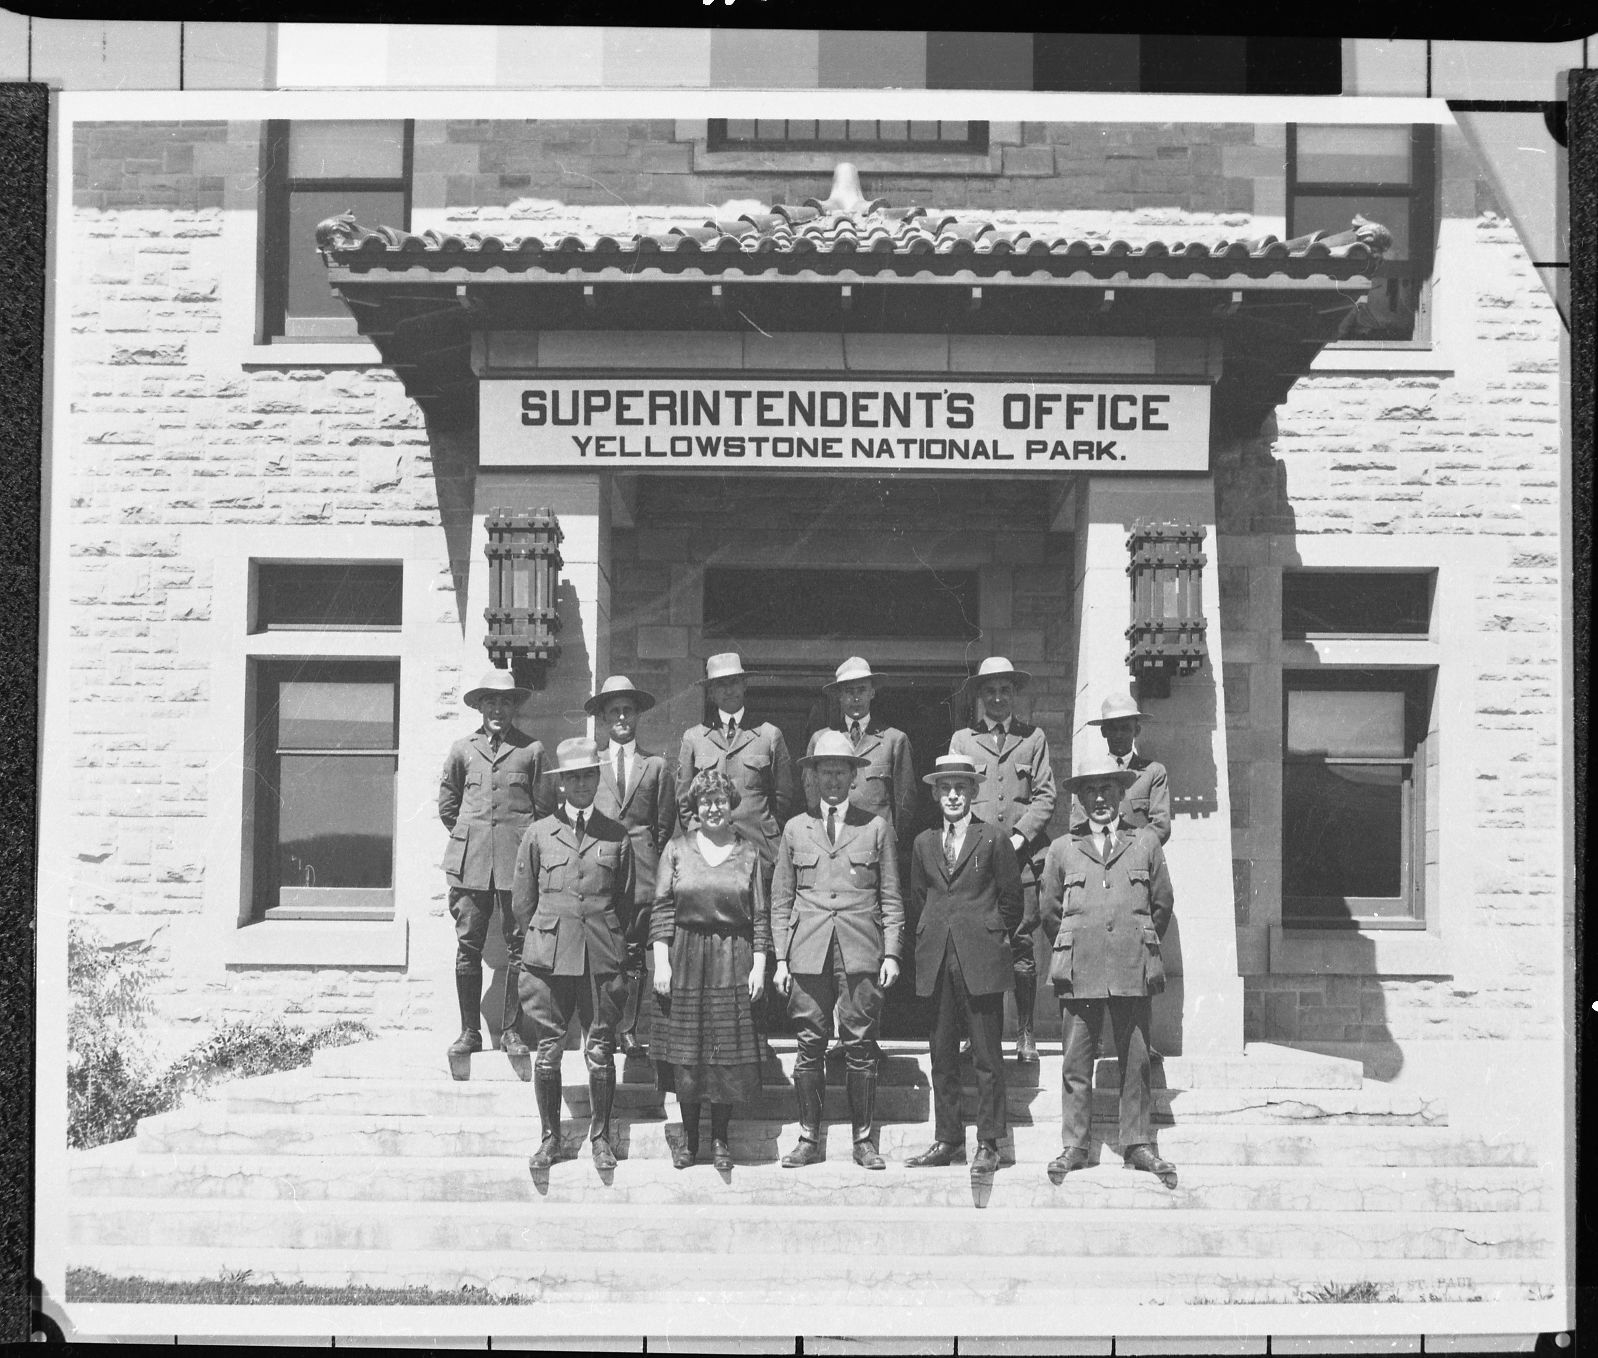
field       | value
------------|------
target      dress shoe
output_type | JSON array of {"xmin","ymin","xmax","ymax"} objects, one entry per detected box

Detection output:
[
  {"xmin": 590, "ymin": 1135, "xmax": 619, "ymax": 1172},
  {"xmin": 905, "ymin": 1140, "xmax": 966, "ymax": 1168},
  {"xmin": 1013, "ymin": 1026, "xmax": 1038, "ymax": 1063},
  {"xmin": 1124, "ymin": 1143, "xmax": 1178, "ymax": 1188},
  {"xmin": 970, "ymin": 1141, "xmax": 1001, "ymax": 1176},
  {"xmin": 852, "ymin": 1138, "xmax": 886, "ymax": 1171},
  {"xmin": 711, "ymin": 1139, "xmax": 734, "ymax": 1171},
  {"xmin": 528, "ymin": 1133, "xmax": 565, "ymax": 1171},
  {"xmin": 448, "ymin": 1028, "xmax": 483, "ymax": 1058},
  {"xmin": 671, "ymin": 1138, "xmax": 697, "ymax": 1170},
  {"xmin": 1047, "ymin": 1145, "xmax": 1093, "ymax": 1179},
  {"xmin": 781, "ymin": 1136, "xmax": 824, "ymax": 1168},
  {"xmin": 500, "ymin": 1027, "xmax": 530, "ymax": 1058}
]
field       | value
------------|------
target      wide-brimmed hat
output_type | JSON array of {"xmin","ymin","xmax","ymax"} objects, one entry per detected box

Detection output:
[
  {"xmin": 796, "ymin": 729, "xmax": 871, "ymax": 770},
  {"xmin": 584, "ymin": 674, "xmax": 657, "ymax": 716},
  {"xmin": 822, "ymin": 657, "xmax": 878, "ymax": 693},
  {"xmin": 962, "ymin": 656, "xmax": 1031, "ymax": 694},
  {"xmin": 697, "ymin": 653, "xmax": 750, "ymax": 686},
  {"xmin": 464, "ymin": 667, "xmax": 531, "ymax": 708},
  {"xmin": 1086, "ymin": 694, "xmax": 1146, "ymax": 726},
  {"xmin": 922, "ymin": 754, "xmax": 987, "ymax": 787},
  {"xmin": 1064, "ymin": 750, "xmax": 1139, "ymax": 793},
  {"xmin": 552, "ymin": 737, "xmax": 604, "ymax": 774}
]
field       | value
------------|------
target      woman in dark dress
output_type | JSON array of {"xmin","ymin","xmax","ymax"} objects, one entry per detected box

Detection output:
[{"xmin": 651, "ymin": 769, "xmax": 771, "ymax": 1169}]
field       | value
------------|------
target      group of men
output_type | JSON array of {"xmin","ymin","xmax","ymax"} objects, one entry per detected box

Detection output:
[{"xmin": 438, "ymin": 650, "xmax": 1177, "ymax": 1185}]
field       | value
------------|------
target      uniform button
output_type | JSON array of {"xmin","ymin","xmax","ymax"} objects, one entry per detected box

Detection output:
[{"xmin": 1106, "ymin": 921, "xmax": 1115, "ymax": 932}]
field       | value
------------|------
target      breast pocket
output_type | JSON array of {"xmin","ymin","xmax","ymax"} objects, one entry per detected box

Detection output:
[
  {"xmin": 1048, "ymin": 928, "xmax": 1075, "ymax": 993},
  {"xmin": 595, "ymin": 844, "xmax": 622, "ymax": 881},
  {"xmin": 539, "ymin": 852, "xmax": 571, "ymax": 893},
  {"xmin": 1125, "ymin": 797, "xmax": 1151, "ymax": 825},
  {"xmin": 790, "ymin": 849, "xmax": 820, "ymax": 889},
  {"xmin": 741, "ymin": 756, "xmax": 770, "ymax": 792},
  {"xmin": 1012, "ymin": 765, "xmax": 1033, "ymax": 802},
  {"xmin": 1057, "ymin": 871, "xmax": 1086, "ymax": 912},
  {"xmin": 846, "ymin": 847, "xmax": 881, "ymax": 890}
]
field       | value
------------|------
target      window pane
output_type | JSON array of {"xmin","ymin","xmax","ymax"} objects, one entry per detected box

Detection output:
[
  {"xmin": 276, "ymin": 753, "xmax": 396, "ymax": 889},
  {"xmin": 1290, "ymin": 195, "xmax": 1410, "ymax": 260},
  {"xmin": 1286, "ymin": 690, "xmax": 1406, "ymax": 758},
  {"xmin": 259, "ymin": 563, "xmax": 402, "ymax": 629},
  {"xmin": 939, "ymin": 121, "xmax": 972, "ymax": 143},
  {"xmin": 278, "ymin": 680, "xmax": 397, "ymax": 750},
  {"xmin": 755, "ymin": 119, "xmax": 788, "ymax": 141},
  {"xmin": 1283, "ymin": 572, "xmax": 1431, "ymax": 635},
  {"xmin": 1283, "ymin": 762, "xmax": 1405, "ymax": 899},
  {"xmin": 722, "ymin": 119, "xmax": 757, "ymax": 142},
  {"xmin": 909, "ymin": 121, "xmax": 941, "ymax": 142},
  {"xmin": 876, "ymin": 121, "xmax": 909, "ymax": 143},
  {"xmin": 1297, "ymin": 125, "xmax": 1411, "ymax": 185},
  {"xmin": 288, "ymin": 120, "xmax": 406, "ymax": 179},
  {"xmin": 286, "ymin": 187, "xmax": 405, "ymax": 321},
  {"xmin": 817, "ymin": 120, "xmax": 848, "ymax": 142},
  {"xmin": 847, "ymin": 120, "xmax": 879, "ymax": 142}
]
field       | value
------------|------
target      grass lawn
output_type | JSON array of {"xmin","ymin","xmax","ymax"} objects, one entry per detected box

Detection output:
[{"xmin": 67, "ymin": 1267, "xmax": 538, "ymax": 1306}]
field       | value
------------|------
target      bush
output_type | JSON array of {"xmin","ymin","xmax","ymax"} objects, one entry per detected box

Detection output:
[{"xmin": 68, "ymin": 919, "xmax": 375, "ymax": 1149}]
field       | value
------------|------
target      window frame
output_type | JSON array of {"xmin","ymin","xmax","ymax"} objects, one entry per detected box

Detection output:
[
  {"xmin": 259, "ymin": 119, "xmax": 414, "ymax": 345},
  {"xmin": 1280, "ymin": 667, "xmax": 1435, "ymax": 931},
  {"xmin": 1280, "ymin": 568, "xmax": 1436, "ymax": 642},
  {"xmin": 253, "ymin": 561, "xmax": 405, "ymax": 633},
  {"xmin": 1286, "ymin": 122, "xmax": 1437, "ymax": 349},
  {"xmin": 706, "ymin": 118, "xmax": 989, "ymax": 155}
]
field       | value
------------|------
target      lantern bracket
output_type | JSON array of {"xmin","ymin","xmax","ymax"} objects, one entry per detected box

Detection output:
[
  {"xmin": 1123, "ymin": 517, "xmax": 1209, "ymax": 700},
  {"xmin": 483, "ymin": 506, "xmax": 565, "ymax": 691}
]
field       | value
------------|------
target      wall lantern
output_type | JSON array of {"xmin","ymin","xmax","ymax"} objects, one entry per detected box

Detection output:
[
  {"xmin": 1124, "ymin": 518, "xmax": 1208, "ymax": 699},
  {"xmin": 484, "ymin": 506, "xmax": 564, "ymax": 690}
]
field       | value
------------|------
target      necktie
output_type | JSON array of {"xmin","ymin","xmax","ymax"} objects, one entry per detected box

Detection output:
[
  {"xmin": 1116, "ymin": 755, "xmax": 1127, "ymax": 769},
  {"xmin": 827, "ymin": 806, "xmax": 837, "ymax": 847},
  {"xmin": 725, "ymin": 717, "xmax": 737, "ymax": 743},
  {"xmin": 1101, "ymin": 828, "xmax": 1113, "ymax": 862},
  {"xmin": 850, "ymin": 720, "xmax": 863, "ymax": 747},
  {"xmin": 614, "ymin": 748, "xmax": 627, "ymax": 803},
  {"xmin": 489, "ymin": 735, "xmax": 501, "ymax": 754},
  {"xmin": 575, "ymin": 812, "xmax": 586, "ymax": 841},
  {"xmin": 944, "ymin": 824, "xmax": 957, "ymax": 870}
]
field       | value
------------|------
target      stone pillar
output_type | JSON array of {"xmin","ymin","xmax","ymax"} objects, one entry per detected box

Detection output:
[{"xmin": 1070, "ymin": 475, "xmax": 1243, "ymax": 1057}]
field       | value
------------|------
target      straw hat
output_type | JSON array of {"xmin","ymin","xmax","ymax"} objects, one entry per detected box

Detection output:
[
  {"xmin": 584, "ymin": 675, "xmax": 657, "ymax": 716},
  {"xmin": 796, "ymin": 729, "xmax": 871, "ymax": 770},
  {"xmin": 552, "ymin": 737, "xmax": 604, "ymax": 774},
  {"xmin": 822, "ymin": 657, "xmax": 879, "ymax": 693},
  {"xmin": 962, "ymin": 656, "xmax": 1031, "ymax": 694},
  {"xmin": 922, "ymin": 754, "xmax": 987, "ymax": 787},
  {"xmin": 1064, "ymin": 750, "xmax": 1139, "ymax": 793},
  {"xmin": 697, "ymin": 653, "xmax": 750, "ymax": 686},
  {"xmin": 463, "ymin": 667, "xmax": 531, "ymax": 708},
  {"xmin": 1086, "ymin": 694, "xmax": 1146, "ymax": 726}
]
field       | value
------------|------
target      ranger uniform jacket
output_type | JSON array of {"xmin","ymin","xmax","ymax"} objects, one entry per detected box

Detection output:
[
  {"xmin": 908, "ymin": 817, "xmax": 1024, "ymax": 999},
  {"xmin": 676, "ymin": 718, "xmax": 796, "ymax": 863},
  {"xmin": 438, "ymin": 727, "xmax": 554, "ymax": 890},
  {"xmin": 510, "ymin": 809, "xmax": 638, "ymax": 978},
  {"xmin": 593, "ymin": 743, "xmax": 676, "ymax": 908},
  {"xmin": 1068, "ymin": 751, "xmax": 1172, "ymax": 844},
  {"xmin": 947, "ymin": 719, "xmax": 1059, "ymax": 868},
  {"xmin": 803, "ymin": 719, "xmax": 917, "ymax": 846},
  {"xmin": 1039, "ymin": 828, "xmax": 1174, "ymax": 999},
  {"xmin": 771, "ymin": 805, "xmax": 904, "ymax": 975}
]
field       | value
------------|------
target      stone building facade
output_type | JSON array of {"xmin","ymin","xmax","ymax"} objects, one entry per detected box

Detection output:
[{"xmin": 59, "ymin": 114, "xmax": 1569, "ymax": 1072}]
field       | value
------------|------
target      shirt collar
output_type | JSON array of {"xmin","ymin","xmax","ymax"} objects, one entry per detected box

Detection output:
[
  {"xmin": 564, "ymin": 802, "xmax": 591, "ymax": 827},
  {"xmin": 608, "ymin": 737, "xmax": 636, "ymax": 756},
  {"xmin": 717, "ymin": 707, "xmax": 746, "ymax": 727},
  {"xmin": 942, "ymin": 812, "xmax": 972, "ymax": 836}
]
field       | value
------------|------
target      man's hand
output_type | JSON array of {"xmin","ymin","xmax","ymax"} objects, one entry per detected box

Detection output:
[
  {"xmin": 879, "ymin": 957, "xmax": 901, "ymax": 990},
  {"xmin": 1010, "ymin": 831, "xmax": 1026, "ymax": 854},
  {"xmin": 748, "ymin": 960, "xmax": 767, "ymax": 1003},
  {"xmin": 653, "ymin": 960, "xmax": 672, "ymax": 998},
  {"xmin": 774, "ymin": 961, "xmax": 793, "ymax": 997}
]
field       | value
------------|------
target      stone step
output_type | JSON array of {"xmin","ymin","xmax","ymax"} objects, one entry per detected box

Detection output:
[
  {"xmin": 132, "ymin": 1107, "xmax": 1534, "ymax": 1166},
  {"xmin": 70, "ymin": 1198, "xmax": 1555, "ymax": 1261},
  {"xmin": 68, "ymin": 1243, "xmax": 1552, "ymax": 1308},
  {"xmin": 69, "ymin": 1149, "xmax": 1550, "ymax": 1214},
  {"xmin": 219, "ymin": 1073, "xmax": 1444, "ymax": 1126},
  {"xmin": 312, "ymin": 1038, "xmax": 1367, "ymax": 1091}
]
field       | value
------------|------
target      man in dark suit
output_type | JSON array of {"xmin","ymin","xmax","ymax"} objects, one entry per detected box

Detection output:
[
  {"xmin": 1069, "ymin": 693, "xmax": 1172, "ymax": 844},
  {"xmin": 588, "ymin": 674, "xmax": 676, "ymax": 1060},
  {"xmin": 1041, "ymin": 750, "xmax": 1178, "ymax": 1188},
  {"xmin": 903, "ymin": 755, "xmax": 1025, "ymax": 1178},
  {"xmin": 510, "ymin": 737, "xmax": 639, "ymax": 1172},
  {"xmin": 437, "ymin": 667, "xmax": 555, "ymax": 1069},
  {"xmin": 947, "ymin": 656, "xmax": 1059, "ymax": 1063},
  {"xmin": 771, "ymin": 730, "xmax": 904, "ymax": 1170},
  {"xmin": 802, "ymin": 657, "xmax": 917, "ymax": 848}
]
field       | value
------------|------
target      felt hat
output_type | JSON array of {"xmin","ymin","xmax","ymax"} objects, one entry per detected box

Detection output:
[
  {"xmin": 922, "ymin": 754, "xmax": 987, "ymax": 787},
  {"xmin": 822, "ymin": 656, "xmax": 879, "ymax": 693},
  {"xmin": 584, "ymin": 674, "xmax": 657, "ymax": 716},
  {"xmin": 1086, "ymin": 694, "xmax": 1146, "ymax": 726},
  {"xmin": 1064, "ymin": 749, "xmax": 1139, "ymax": 793},
  {"xmin": 962, "ymin": 655, "xmax": 1031, "ymax": 694},
  {"xmin": 697, "ymin": 653, "xmax": 750, "ymax": 686},
  {"xmin": 553, "ymin": 737, "xmax": 604, "ymax": 774},
  {"xmin": 463, "ymin": 667, "xmax": 531, "ymax": 708},
  {"xmin": 796, "ymin": 728, "xmax": 871, "ymax": 770}
]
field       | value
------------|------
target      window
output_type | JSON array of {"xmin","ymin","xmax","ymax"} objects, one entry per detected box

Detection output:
[
  {"xmin": 1282, "ymin": 570, "xmax": 1433, "ymax": 638},
  {"xmin": 1287, "ymin": 124, "xmax": 1436, "ymax": 344},
  {"xmin": 255, "ymin": 562, "xmax": 403, "ymax": 631},
  {"xmin": 1281, "ymin": 669, "xmax": 1435, "ymax": 928},
  {"xmin": 707, "ymin": 120, "xmax": 988, "ymax": 154},
  {"xmin": 702, "ymin": 567, "xmax": 981, "ymax": 640},
  {"xmin": 261, "ymin": 120, "xmax": 412, "ymax": 342},
  {"xmin": 252, "ymin": 660, "xmax": 400, "ymax": 922}
]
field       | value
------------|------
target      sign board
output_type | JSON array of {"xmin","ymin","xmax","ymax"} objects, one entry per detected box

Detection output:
[{"xmin": 480, "ymin": 379, "xmax": 1211, "ymax": 473}]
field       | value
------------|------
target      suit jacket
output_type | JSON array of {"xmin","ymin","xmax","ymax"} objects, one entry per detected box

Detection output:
[
  {"xmin": 509, "ymin": 809, "xmax": 638, "ymax": 978},
  {"xmin": 908, "ymin": 817, "xmax": 1024, "ymax": 998},
  {"xmin": 676, "ymin": 717, "xmax": 796, "ymax": 862},
  {"xmin": 803, "ymin": 719, "xmax": 917, "ymax": 844},
  {"xmin": 593, "ymin": 742, "xmax": 676, "ymax": 908},
  {"xmin": 947, "ymin": 720, "xmax": 1059, "ymax": 868},
  {"xmin": 1039, "ymin": 828, "xmax": 1174, "ymax": 999},
  {"xmin": 438, "ymin": 726, "xmax": 554, "ymax": 890},
  {"xmin": 1068, "ymin": 752, "xmax": 1172, "ymax": 843},
  {"xmin": 771, "ymin": 805, "xmax": 904, "ymax": 974}
]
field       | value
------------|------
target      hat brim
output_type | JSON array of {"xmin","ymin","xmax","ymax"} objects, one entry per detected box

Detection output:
[
  {"xmin": 553, "ymin": 758, "xmax": 604, "ymax": 774},
  {"xmin": 1086, "ymin": 711, "xmax": 1145, "ymax": 725},
  {"xmin": 922, "ymin": 770, "xmax": 987, "ymax": 786},
  {"xmin": 1066, "ymin": 769, "xmax": 1140, "ymax": 792},
  {"xmin": 697, "ymin": 671, "xmax": 750, "ymax": 686},
  {"xmin": 464, "ymin": 686, "xmax": 531, "ymax": 707},
  {"xmin": 583, "ymin": 688, "xmax": 657, "ymax": 716},
  {"xmin": 822, "ymin": 672, "xmax": 878, "ymax": 693},
  {"xmin": 963, "ymin": 668, "xmax": 1031, "ymax": 694},
  {"xmin": 796, "ymin": 752, "xmax": 872, "ymax": 770}
]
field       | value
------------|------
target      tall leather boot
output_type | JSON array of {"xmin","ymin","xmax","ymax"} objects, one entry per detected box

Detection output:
[
  {"xmin": 528, "ymin": 1067, "xmax": 567, "ymax": 1170},
  {"xmin": 448, "ymin": 972, "xmax": 484, "ymax": 1078},
  {"xmin": 781, "ymin": 1069, "xmax": 825, "ymax": 1167},
  {"xmin": 498, "ymin": 965, "xmax": 529, "ymax": 1058},
  {"xmin": 588, "ymin": 1063, "xmax": 618, "ymax": 1170},
  {"xmin": 1013, "ymin": 973, "xmax": 1039, "ymax": 1063},
  {"xmin": 847, "ymin": 1068, "xmax": 885, "ymax": 1170}
]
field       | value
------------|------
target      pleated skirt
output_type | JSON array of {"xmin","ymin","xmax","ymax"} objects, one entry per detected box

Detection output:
[{"xmin": 651, "ymin": 927, "xmax": 763, "ymax": 1104}]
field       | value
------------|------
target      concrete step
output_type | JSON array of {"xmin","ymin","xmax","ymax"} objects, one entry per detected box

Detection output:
[
  {"xmin": 70, "ymin": 1198, "xmax": 1555, "ymax": 1261},
  {"xmin": 68, "ymin": 1242, "xmax": 1552, "ymax": 1307},
  {"xmin": 219, "ymin": 1073, "xmax": 1444, "ymax": 1126},
  {"xmin": 132, "ymin": 1106, "xmax": 1533, "ymax": 1166},
  {"xmin": 69, "ymin": 1149, "xmax": 1550, "ymax": 1214},
  {"xmin": 312, "ymin": 1038, "xmax": 1367, "ymax": 1091}
]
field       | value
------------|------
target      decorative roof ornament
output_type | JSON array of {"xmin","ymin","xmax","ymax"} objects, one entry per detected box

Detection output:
[{"xmin": 805, "ymin": 162, "xmax": 887, "ymax": 217}]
